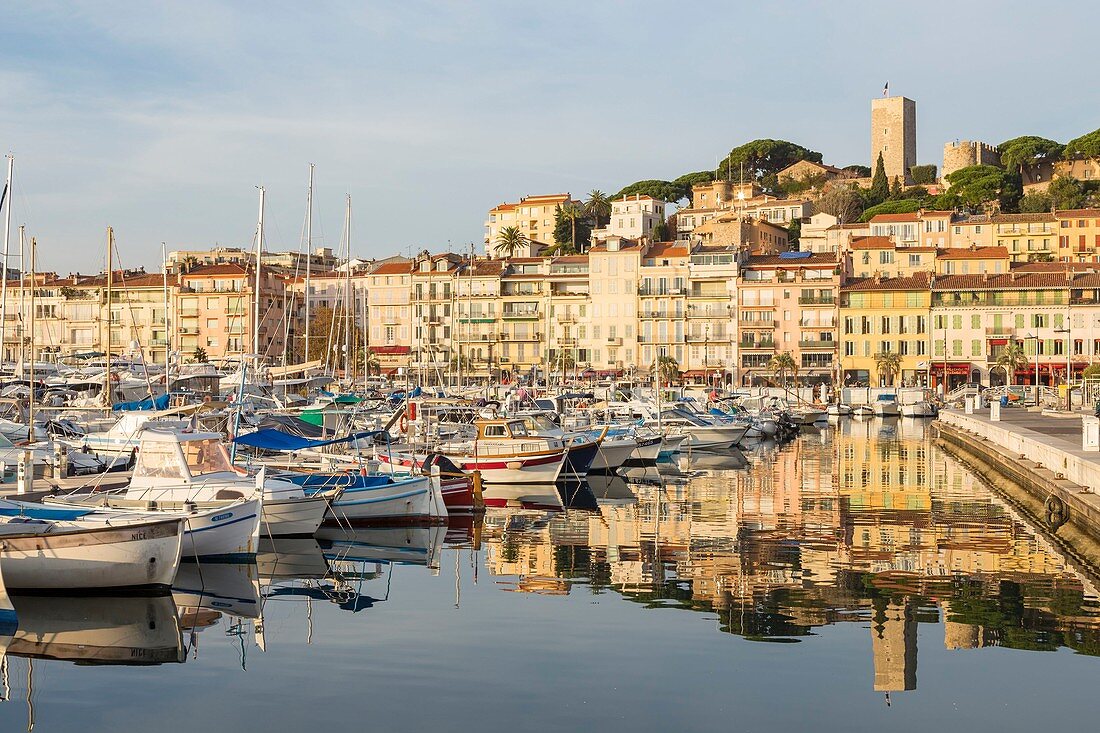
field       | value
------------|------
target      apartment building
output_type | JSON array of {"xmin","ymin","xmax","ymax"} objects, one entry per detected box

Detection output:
[
  {"xmin": 839, "ymin": 272, "xmax": 931, "ymax": 387},
  {"xmin": 592, "ymin": 195, "xmax": 667, "ymax": 243},
  {"xmin": 1055, "ymin": 209, "xmax": 1100, "ymax": 261},
  {"xmin": 365, "ymin": 260, "xmax": 414, "ymax": 375},
  {"xmin": 737, "ymin": 252, "xmax": 839, "ymax": 386},
  {"xmin": 484, "ymin": 193, "xmax": 579, "ymax": 255},
  {"xmin": 991, "ymin": 213, "xmax": 1057, "ymax": 262}
]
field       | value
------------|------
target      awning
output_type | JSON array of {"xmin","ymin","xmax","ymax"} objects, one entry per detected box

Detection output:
[
  {"xmin": 233, "ymin": 428, "xmax": 385, "ymax": 452},
  {"xmin": 988, "ymin": 338, "xmax": 1008, "ymax": 346},
  {"xmin": 370, "ymin": 345, "xmax": 411, "ymax": 355}
]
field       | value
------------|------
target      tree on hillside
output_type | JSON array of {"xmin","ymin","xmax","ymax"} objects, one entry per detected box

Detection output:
[
  {"xmin": 719, "ymin": 139, "xmax": 823, "ymax": 191},
  {"xmin": 652, "ymin": 219, "xmax": 669, "ymax": 241},
  {"xmin": 787, "ymin": 219, "xmax": 801, "ymax": 248},
  {"xmin": 585, "ymin": 190, "xmax": 612, "ymax": 228},
  {"xmin": 910, "ymin": 165, "xmax": 937, "ymax": 185},
  {"xmin": 614, "ymin": 179, "xmax": 687, "ymax": 204},
  {"xmin": 1062, "ymin": 128, "xmax": 1100, "ymax": 159},
  {"xmin": 859, "ymin": 199, "xmax": 923, "ymax": 222},
  {"xmin": 1048, "ymin": 176, "xmax": 1088, "ymax": 210},
  {"xmin": 869, "ymin": 153, "xmax": 889, "ymax": 205},
  {"xmin": 672, "ymin": 170, "xmax": 717, "ymax": 194},
  {"xmin": 813, "ymin": 186, "xmax": 865, "ymax": 223},
  {"xmin": 550, "ymin": 203, "xmax": 591, "ymax": 254},
  {"xmin": 1018, "ymin": 191, "xmax": 1053, "ymax": 213},
  {"xmin": 889, "ymin": 176, "xmax": 903, "ymax": 199},
  {"xmin": 494, "ymin": 226, "xmax": 527, "ymax": 258},
  {"xmin": 944, "ymin": 165, "xmax": 1021, "ymax": 211},
  {"xmin": 998, "ymin": 136, "xmax": 1064, "ymax": 170},
  {"xmin": 843, "ymin": 164, "xmax": 871, "ymax": 177}
]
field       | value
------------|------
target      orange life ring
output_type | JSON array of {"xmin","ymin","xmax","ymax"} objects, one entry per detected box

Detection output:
[{"xmin": 399, "ymin": 414, "xmax": 409, "ymax": 433}]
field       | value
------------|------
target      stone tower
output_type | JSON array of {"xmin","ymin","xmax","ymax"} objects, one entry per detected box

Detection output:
[{"xmin": 871, "ymin": 96, "xmax": 917, "ymax": 184}]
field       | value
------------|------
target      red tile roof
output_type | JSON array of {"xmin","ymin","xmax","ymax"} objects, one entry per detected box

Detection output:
[
  {"xmin": 869, "ymin": 213, "xmax": 919, "ymax": 223},
  {"xmin": 933, "ymin": 271, "xmax": 1099, "ymax": 290},
  {"xmin": 936, "ymin": 246, "xmax": 1010, "ymax": 260},
  {"xmin": 991, "ymin": 212, "xmax": 1055, "ymax": 223},
  {"xmin": 745, "ymin": 252, "xmax": 838, "ymax": 266},
  {"xmin": 645, "ymin": 243, "xmax": 689, "ymax": 258},
  {"xmin": 371, "ymin": 262, "xmax": 413, "ymax": 275},
  {"xmin": 841, "ymin": 272, "xmax": 932, "ymax": 292},
  {"xmin": 848, "ymin": 236, "xmax": 894, "ymax": 250}
]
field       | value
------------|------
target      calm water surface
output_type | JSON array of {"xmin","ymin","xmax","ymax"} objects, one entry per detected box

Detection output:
[{"xmin": 2, "ymin": 419, "xmax": 1098, "ymax": 732}]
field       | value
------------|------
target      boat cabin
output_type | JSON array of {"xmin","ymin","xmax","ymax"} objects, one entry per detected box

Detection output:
[
  {"xmin": 474, "ymin": 419, "xmax": 532, "ymax": 441},
  {"xmin": 132, "ymin": 428, "xmax": 243, "ymax": 485}
]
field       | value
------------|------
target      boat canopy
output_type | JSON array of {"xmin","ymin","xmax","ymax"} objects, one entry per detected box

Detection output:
[
  {"xmin": 232, "ymin": 428, "xmax": 383, "ymax": 452},
  {"xmin": 114, "ymin": 393, "xmax": 171, "ymax": 412}
]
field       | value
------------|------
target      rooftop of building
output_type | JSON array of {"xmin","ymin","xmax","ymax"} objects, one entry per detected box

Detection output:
[
  {"xmin": 645, "ymin": 242, "xmax": 690, "ymax": 259},
  {"xmin": 933, "ymin": 269, "xmax": 1100, "ymax": 290},
  {"xmin": 744, "ymin": 252, "xmax": 838, "ymax": 267},
  {"xmin": 990, "ymin": 212, "xmax": 1056, "ymax": 223},
  {"xmin": 868, "ymin": 213, "xmax": 919, "ymax": 224},
  {"xmin": 935, "ymin": 246, "xmax": 1010, "ymax": 260},
  {"xmin": 370, "ymin": 261, "xmax": 414, "ymax": 275},
  {"xmin": 841, "ymin": 271, "xmax": 933, "ymax": 292}
]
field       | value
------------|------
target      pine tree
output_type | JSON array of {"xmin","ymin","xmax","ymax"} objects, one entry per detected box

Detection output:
[
  {"xmin": 869, "ymin": 152, "xmax": 889, "ymax": 205},
  {"xmin": 889, "ymin": 176, "xmax": 902, "ymax": 199}
]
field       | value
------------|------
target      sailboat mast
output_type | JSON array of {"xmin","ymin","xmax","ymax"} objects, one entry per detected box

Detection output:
[
  {"xmin": 0, "ymin": 155, "xmax": 13, "ymax": 362},
  {"xmin": 162, "ymin": 242, "xmax": 170, "ymax": 388},
  {"xmin": 105, "ymin": 226, "xmax": 113, "ymax": 405},
  {"xmin": 27, "ymin": 237, "xmax": 35, "ymax": 442},
  {"xmin": 343, "ymin": 194, "xmax": 352, "ymax": 384},
  {"xmin": 254, "ymin": 186, "xmax": 265, "ymax": 357},
  {"xmin": 18, "ymin": 225, "xmax": 25, "ymax": 371},
  {"xmin": 304, "ymin": 163, "xmax": 314, "ymax": 362}
]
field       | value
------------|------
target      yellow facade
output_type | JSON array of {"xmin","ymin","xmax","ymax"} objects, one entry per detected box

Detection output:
[{"xmin": 840, "ymin": 274, "xmax": 932, "ymax": 386}]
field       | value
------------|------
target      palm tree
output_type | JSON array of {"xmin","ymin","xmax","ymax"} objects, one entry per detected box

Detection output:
[
  {"xmin": 494, "ymin": 226, "xmax": 527, "ymax": 259},
  {"xmin": 365, "ymin": 352, "xmax": 381, "ymax": 376},
  {"xmin": 561, "ymin": 203, "xmax": 587, "ymax": 251},
  {"xmin": 873, "ymin": 350, "xmax": 903, "ymax": 387},
  {"xmin": 585, "ymin": 190, "xmax": 612, "ymax": 228},
  {"xmin": 768, "ymin": 351, "xmax": 798, "ymax": 391},
  {"xmin": 657, "ymin": 354, "xmax": 680, "ymax": 385},
  {"xmin": 995, "ymin": 341, "xmax": 1028, "ymax": 386}
]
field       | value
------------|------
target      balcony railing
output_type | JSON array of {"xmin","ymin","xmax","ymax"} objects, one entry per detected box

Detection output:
[
  {"xmin": 739, "ymin": 319, "xmax": 777, "ymax": 328},
  {"xmin": 502, "ymin": 311, "xmax": 539, "ymax": 320},
  {"xmin": 798, "ymin": 296, "xmax": 835, "ymax": 305},
  {"xmin": 798, "ymin": 339, "xmax": 836, "ymax": 349}
]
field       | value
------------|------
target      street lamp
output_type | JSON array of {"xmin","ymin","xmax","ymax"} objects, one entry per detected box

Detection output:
[
  {"xmin": 1026, "ymin": 333, "xmax": 1040, "ymax": 406},
  {"xmin": 1055, "ymin": 326, "xmax": 1072, "ymax": 410}
]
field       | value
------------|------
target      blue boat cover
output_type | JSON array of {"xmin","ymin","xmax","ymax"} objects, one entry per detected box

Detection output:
[
  {"xmin": 232, "ymin": 428, "xmax": 383, "ymax": 451},
  {"xmin": 113, "ymin": 393, "xmax": 171, "ymax": 412}
]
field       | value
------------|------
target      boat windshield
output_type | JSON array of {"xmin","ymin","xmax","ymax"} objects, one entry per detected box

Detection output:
[
  {"xmin": 133, "ymin": 441, "xmax": 187, "ymax": 480},
  {"xmin": 181, "ymin": 438, "xmax": 235, "ymax": 476},
  {"xmin": 507, "ymin": 421, "xmax": 529, "ymax": 437},
  {"xmin": 524, "ymin": 415, "xmax": 559, "ymax": 431}
]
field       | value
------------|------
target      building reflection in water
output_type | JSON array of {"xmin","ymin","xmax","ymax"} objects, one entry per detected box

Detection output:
[{"xmin": 479, "ymin": 418, "xmax": 1100, "ymax": 697}]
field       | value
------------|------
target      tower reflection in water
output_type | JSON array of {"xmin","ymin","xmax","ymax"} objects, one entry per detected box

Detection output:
[{"xmin": 479, "ymin": 419, "xmax": 1100, "ymax": 698}]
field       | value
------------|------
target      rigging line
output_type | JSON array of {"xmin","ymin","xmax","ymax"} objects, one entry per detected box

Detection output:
[{"xmin": 110, "ymin": 241, "xmax": 156, "ymax": 400}]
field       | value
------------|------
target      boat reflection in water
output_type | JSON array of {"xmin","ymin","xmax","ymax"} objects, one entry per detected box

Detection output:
[
  {"xmin": 174, "ymin": 561, "xmax": 262, "ymax": 627},
  {"xmin": 476, "ymin": 418, "xmax": 1100, "ymax": 699},
  {"xmin": 257, "ymin": 538, "xmax": 331, "ymax": 581},
  {"xmin": 6, "ymin": 593, "xmax": 184, "ymax": 666}
]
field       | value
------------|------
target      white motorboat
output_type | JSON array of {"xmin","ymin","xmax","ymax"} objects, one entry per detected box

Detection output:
[
  {"xmin": 283, "ymin": 471, "xmax": 446, "ymax": 524},
  {"xmin": 898, "ymin": 388, "xmax": 938, "ymax": 418},
  {"xmin": 657, "ymin": 408, "xmax": 748, "ymax": 450},
  {"xmin": 114, "ymin": 427, "xmax": 329, "ymax": 537},
  {"xmin": 826, "ymin": 403, "xmax": 853, "ymax": 417},
  {"xmin": 0, "ymin": 515, "xmax": 184, "ymax": 590},
  {"xmin": 871, "ymin": 394, "xmax": 901, "ymax": 418}
]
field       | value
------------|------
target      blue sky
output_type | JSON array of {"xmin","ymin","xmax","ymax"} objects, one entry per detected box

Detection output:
[{"xmin": 1, "ymin": 1, "xmax": 1096, "ymax": 272}]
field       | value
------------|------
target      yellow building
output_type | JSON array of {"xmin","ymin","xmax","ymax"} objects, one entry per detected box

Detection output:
[
  {"xmin": 992, "ymin": 212, "xmax": 1057, "ymax": 262},
  {"xmin": 840, "ymin": 272, "xmax": 932, "ymax": 386},
  {"xmin": 484, "ymin": 193, "xmax": 578, "ymax": 256},
  {"xmin": 1054, "ymin": 208, "xmax": 1100, "ymax": 261}
]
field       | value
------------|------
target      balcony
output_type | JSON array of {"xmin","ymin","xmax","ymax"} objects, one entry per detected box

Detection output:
[
  {"xmin": 179, "ymin": 309, "xmax": 199, "ymax": 318},
  {"xmin": 688, "ymin": 290, "xmax": 727, "ymax": 299},
  {"xmin": 687, "ymin": 309, "xmax": 728, "ymax": 319},
  {"xmin": 558, "ymin": 337, "xmax": 577, "ymax": 346},
  {"xmin": 502, "ymin": 311, "xmax": 539, "ymax": 321},
  {"xmin": 606, "ymin": 337, "xmax": 622, "ymax": 346},
  {"xmin": 558, "ymin": 314, "xmax": 577, "ymax": 323},
  {"xmin": 739, "ymin": 340, "xmax": 775, "ymax": 350},
  {"xmin": 797, "ymin": 296, "xmax": 835, "ymax": 305},
  {"xmin": 984, "ymin": 327, "xmax": 1014, "ymax": 338},
  {"xmin": 739, "ymin": 319, "xmax": 777, "ymax": 328},
  {"xmin": 799, "ymin": 339, "xmax": 836, "ymax": 349},
  {"xmin": 179, "ymin": 326, "xmax": 199, "ymax": 335}
]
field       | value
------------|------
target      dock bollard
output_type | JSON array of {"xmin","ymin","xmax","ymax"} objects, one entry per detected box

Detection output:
[
  {"xmin": 471, "ymin": 470, "xmax": 485, "ymax": 511},
  {"xmin": 990, "ymin": 399, "xmax": 1001, "ymax": 422},
  {"xmin": 17, "ymin": 450, "xmax": 33, "ymax": 495}
]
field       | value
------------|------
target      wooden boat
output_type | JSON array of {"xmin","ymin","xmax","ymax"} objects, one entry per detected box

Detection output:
[
  {"xmin": 0, "ymin": 515, "xmax": 183, "ymax": 590},
  {"xmin": 372, "ymin": 452, "xmax": 480, "ymax": 512},
  {"xmin": 282, "ymin": 470, "xmax": 446, "ymax": 525},
  {"xmin": 436, "ymin": 418, "xmax": 567, "ymax": 484}
]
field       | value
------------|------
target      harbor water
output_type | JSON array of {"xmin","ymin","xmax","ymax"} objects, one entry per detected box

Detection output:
[{"xmin": 1, "ymin": 419, "xmax": 1097, "ymax": 732}]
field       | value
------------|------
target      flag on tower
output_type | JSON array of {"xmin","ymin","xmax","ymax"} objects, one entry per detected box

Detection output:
[{"xmin": 882, "ymin": 81, "xmax": 889, "ymax": 97}]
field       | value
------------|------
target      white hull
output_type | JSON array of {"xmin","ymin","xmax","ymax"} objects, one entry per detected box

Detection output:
[
  {"xmin": 589, "ymin": 440, "xmax": 636, "ymax": 471},
  {"xmin": 448, "ymin": 450, "xmax": 566, "ymax": 485},
  {"xmin": 0, "ymin": 518, "xmax": 183, "ymax": 589},
  {"xmin": 261, "ymin": 494, "xmax": 330, "ymax": 536},
  {"xmin": 629, "ymin": 437, "xmax": 663, "ymax": 462},
  {"xmin": 899, "ymin": 403, "xmax": 936, "ymax": 418},
  {"xmin": 325, "ymin": 476, "xmax": 443, "ymax": 522},
  {"xmin": 678, "ymin": 424, "xmax": 748, "ymax": 450}
]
